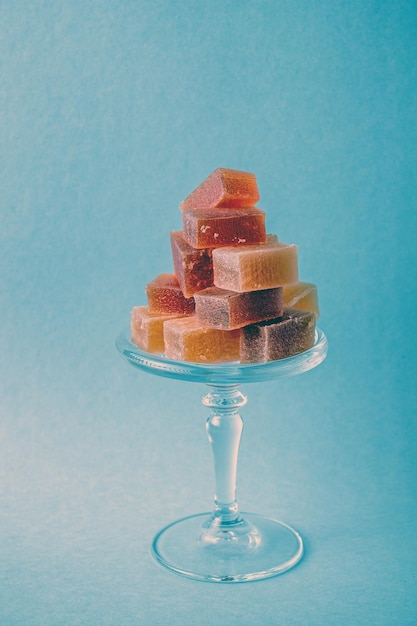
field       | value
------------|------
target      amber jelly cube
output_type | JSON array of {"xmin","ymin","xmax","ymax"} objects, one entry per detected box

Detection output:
[
  {"xmin": 240, "ymin": 308, "xmax": 316, "ymax": 363},
  {"xmin": 164, "ymin": 316, "xmax": 240, "ymax": 363},
  {"xmin": 182, "ymin": 206, "xmax": 266, "ymax": 249},
  {"xmin": 131, "ymin": 306, "xmax": 186, "ymax": 354},
  {"xmin": 180, "ymin": 167, "xmax": 260, "ymax": 210},
  {"xmin": 213, "ymin": 239, "xmax": 298, "ymax": 292},
  {"xmin": 283, "ymin": 281, "xmax": 320, "ymax": 318},
  {"xmin": 194, "ymin": 286, "xmax": 283, "ymax": 330},
  {"xmin": 146, "ymin": 273, "xmax": 195, "ymax": 315},
  {"xmin": 170, "ymin": 231, "xmax": 214, "ymax": 298}
]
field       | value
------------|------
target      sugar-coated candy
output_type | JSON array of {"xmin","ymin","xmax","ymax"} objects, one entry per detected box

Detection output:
[
  {"xmin": 194, "ymin": 286, "xmax": 283, "ymax": 330},
  {"xmin": 283, "ymin": 282, "xmax": 319, "ymax": 318},
  {"xmin": 213, "ymin": 239, "xmax": 298, "ymax": 293},
  {"xmin": 164, "ymin": 316, "xmax": 241, "ymax": 363},
  {"xmin": 240, "ymin": 308, "xmax": 316, "ymax": 363},
  {"xmin": 146, "ymin": 273, "xmax": 195, "ymax": 315},
  {"xmin": 180, "ymin": 168, "xmax": 260, "ymax": 210},
  {"xmin": 170, "ymin": 231, "xmax": 214, "ymax": 298},
  {"xmin": 131, "ymin": 306, "xmax": 186, "ymax": 354},
  {"xmin": 182, "ymin": 207, "xmax": 266, "ymax": 249},
  {"xmin": 128, "ymin": 167, "xmax": 321, "ymax": 365}
]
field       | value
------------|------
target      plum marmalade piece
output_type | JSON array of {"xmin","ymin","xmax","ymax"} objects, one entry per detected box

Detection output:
[
  {"xmin": 194, "ymin": 285, "xmax": 283, "ymax": 330},
  {"xmin": 240, "ymin": 308, "xmax": 316, "ymax": 363}
]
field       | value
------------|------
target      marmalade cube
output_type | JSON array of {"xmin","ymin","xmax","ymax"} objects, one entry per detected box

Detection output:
[
  {"xmin": 131, "ymin": 306, "xmax": 186, "ymax": 354},
  {"xmin": 170, "ymin": 231, "xmax": 214, "ymax": 298},
  {"xmin": 283, "ymin": 281, "xmax": 320, "ymax": 319},
  {"xmin": 213, "ymin": 240, "xmax": 298, "ymax": 292},
  {"xmin": 146, "ymin": 273, "xmax": 195, "ymax": 315},
  {"xmin": 182, "ymin": 207, "xmax": 266, "ymax": 249},
  {"xmin": 180, "ymin": 167, "xmax": 260, "ymax": 210},
  {"xmin": 240, "ymin": 308, "xmax": 316, "ymax": 363},
  {"xmin": 194, "ymin": 286, "xmax": 283, "ymax": 330},
  {"xmin": 164, "ymin": 316, "xmax": 240, "ymax": 363}
]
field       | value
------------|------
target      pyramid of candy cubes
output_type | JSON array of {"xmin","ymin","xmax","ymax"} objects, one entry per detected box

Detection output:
[{"xmin": 131, "ymin": 168, "xmax": 320, "ymax": 363}]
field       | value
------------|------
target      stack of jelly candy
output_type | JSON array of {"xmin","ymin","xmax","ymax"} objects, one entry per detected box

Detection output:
[{"xmin": 131, "ymin": 168, "xmax": 319, "ymax": 363}]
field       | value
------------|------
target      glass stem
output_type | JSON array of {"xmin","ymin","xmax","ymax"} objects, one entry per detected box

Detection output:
[{"xmin": 203, "ymin": 384, "xmax": 247, "ymax": 526}]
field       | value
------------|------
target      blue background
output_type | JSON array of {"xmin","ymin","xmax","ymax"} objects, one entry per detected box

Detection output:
[{"xmin": 1, "ymin": 1, "xmax": 416, "ymax": 624}]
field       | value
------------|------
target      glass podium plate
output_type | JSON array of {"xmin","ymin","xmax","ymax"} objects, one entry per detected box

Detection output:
[{"xmin": 116, "ymin": 328, "xmax": 328, "ymax": 583}]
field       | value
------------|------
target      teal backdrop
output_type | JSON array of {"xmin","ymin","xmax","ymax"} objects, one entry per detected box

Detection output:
[{"xmin": 1, "ymin": 2, "xmax": 416, "ymax": 624}]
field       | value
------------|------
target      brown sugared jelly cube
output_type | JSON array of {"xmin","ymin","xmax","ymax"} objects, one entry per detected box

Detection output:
[
  {"xmin": 194, "ymin": 286, "xmax": 283, "ymax": 330},
  {"xmin": 240, "ymin": 308, "xmax": 316, "ymax": 363},
  {"xmin": 180, "ymin": 168, "xmax": 260, "ymax": 210},
  {"xmin": 170, "ymin": 231, "xmax": 214, "ymax": 298}
]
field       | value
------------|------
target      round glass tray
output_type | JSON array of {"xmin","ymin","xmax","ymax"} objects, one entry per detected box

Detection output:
[{"xmin": 116, "ymin": 327, "xmax": 328, "ymax": 384}]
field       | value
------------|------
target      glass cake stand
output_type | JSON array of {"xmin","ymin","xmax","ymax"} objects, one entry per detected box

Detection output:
[{"xmin": 116, "ymin": 328, "xmax": 328, "ymax": 583}]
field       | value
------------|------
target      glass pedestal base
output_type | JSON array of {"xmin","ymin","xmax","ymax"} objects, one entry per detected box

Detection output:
[
  {"xmin": 116, "ymin": 327, "xmax": 327, "ymax": 583},
  {"xmin": 152, "ymin": 511, "xmax": 303, "ymax": 583}
]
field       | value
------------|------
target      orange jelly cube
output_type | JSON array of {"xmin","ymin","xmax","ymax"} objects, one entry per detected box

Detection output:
[
  {"xmin": 170, "ymin": 231, "xmax": 214, "ymax": 298},
  {"xmin": 180, "ymin": 168, "xmax": 260, "ymax": 210},
  {"xmin": 164, "ymin": 316, "xmax": 240, "ymax": 363},
  {"xmin": 131, "ymin": 306, "xmax": 186, "ymax": 354},
  {"xmin": 182, "ymin": 207, "xmax": 266, "ymax": 249},
  {"xmin": 283, "ymin": 282, "xmax": 320, "ymax": 318},
  {"xmin": 146, "ymin": 273, "xmax": 195, "ymax": 315}
]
